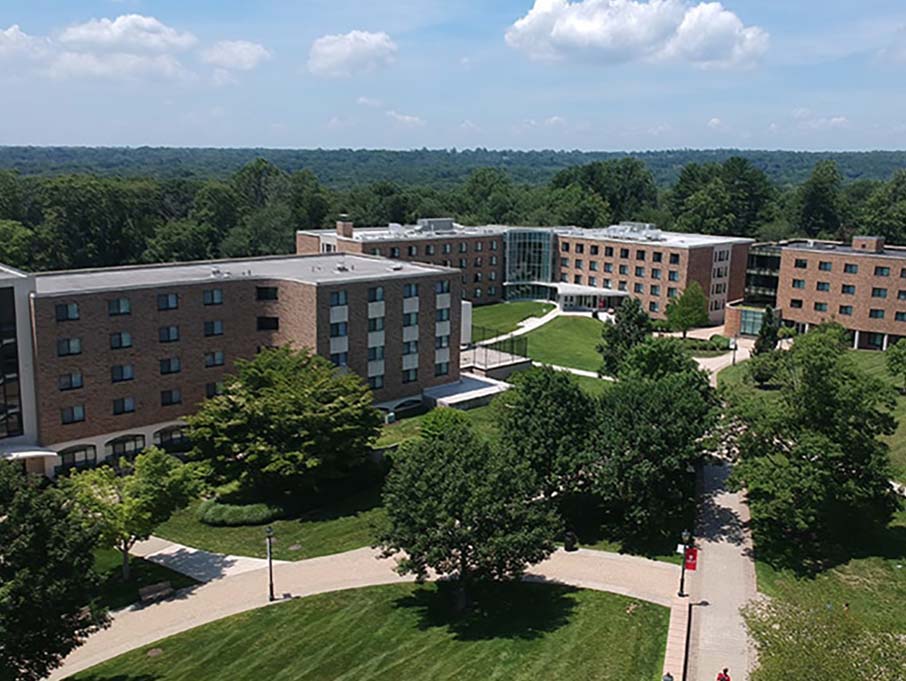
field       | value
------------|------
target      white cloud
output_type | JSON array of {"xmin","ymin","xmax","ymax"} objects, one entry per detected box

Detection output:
[
  {"xmin": 791, "ymin": 108, "xmax": 849, "ymax": 131},
  {"xmin": 212, "ymin": 68, "xmax": 237, "ymax": 86},
  {"xmin": 707, "ymin": 116, "xmax": 723, "ymax": 129},
  {"xmin": 506, "ymin": 0, "xmax": 768, "ymax": 68},
  {"xmin": 545, "ymin": 115, "xmax": 567, "ymax": 126},
  {"xmin": 0, "ymin": 24, "xmax": 48, "ymax": 58},
  {"xmin": 357, "ymin": 96, "xmax": 383, "ymax": 108},
  {"xmin": 59, "ymin": 14, "xmax": 197, "ymax": 51},
  {"xmin": 308, "ymin": 30, "xmax": 398, "ymax": 78},
  {"xmin": 45, "ymin": 51, "xmax": 190, "ymax": 81},
  {"xmin": 201, "ymin": 40, "xmax": 271, "ymax": 71},
  {"xmin": 460, "ymin": 119, "xmax": 481, "ymax": 132},
  {"xmin": 387, "ymin": 110, "xmax": 425, "ymax": 127}
]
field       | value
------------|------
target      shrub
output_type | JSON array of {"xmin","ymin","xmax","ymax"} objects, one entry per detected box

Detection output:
[{"xmin": 196, "ymin": 498, "xmax": 286, "ymax": 527}]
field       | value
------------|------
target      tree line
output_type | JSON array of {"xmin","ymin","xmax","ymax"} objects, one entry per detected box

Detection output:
[{"xmin": 3, "ymin": 155, "xmax": 906, "ymax": 273}]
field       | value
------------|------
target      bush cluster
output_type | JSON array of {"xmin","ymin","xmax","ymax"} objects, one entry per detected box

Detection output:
[
  {"xmin": 196, "ymin": 498, "xmax": 286, "ymax": 527},
  {"xmin": 683, "ymin": 334, "xmax": 731, "ymax": 352}
]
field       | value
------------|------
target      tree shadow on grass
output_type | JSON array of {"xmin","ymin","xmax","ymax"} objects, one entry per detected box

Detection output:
[
  {"xmin": 393, "ymin": 581, "xmax": 579, "ymax": 642},
  {"xmin": 72, "ymin": 675, "xmax": 161, "ymax": 681}
]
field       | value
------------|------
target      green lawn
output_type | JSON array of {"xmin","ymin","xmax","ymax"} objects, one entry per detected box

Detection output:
[
  {"xmin": 472, "ymin": 301, "xmax": 555, "ymax": 341},
  {"xmin": 93, "ymin": 548, "xmax": 198, "ymax": 612},
  {"xmin": 70, "ymin": 582, "xmax": 669, "ymax": 681},
  {"xmin": 523, "ymin": 316, "xmax": 605, "ymax": 373},
  {"xmin": 571, "ymin": 374, "xmax": 613, "ymax": 397},
  {"xmin": 376, "ymin": 405, "xmax": 499, "ymax": 449}
]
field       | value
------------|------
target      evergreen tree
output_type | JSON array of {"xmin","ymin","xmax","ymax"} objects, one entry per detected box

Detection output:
[
  {"xmin": 666, "ymin": 281, "xmax": 710, "ymax": 338},
  {"xmin": 597, "ymin": 297, "xmax": 652, "ymax": 376},
  {"xmin": 753, "ymin": 306, "xmax": 780, "ymax": 355}
]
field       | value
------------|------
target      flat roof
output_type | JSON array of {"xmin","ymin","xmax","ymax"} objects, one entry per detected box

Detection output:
[
  {"xmin": 551, "ymin": 226, "xmax": 752, "ymax": 249},
  {"xmin": 0, "ymin": 263, "xmax": 29, "ymax": 279},
  {"xmin": 33, "ymin": 254, "xmax": 454, "ymax": 297},
  {"xmin": 782, "ymin": 240, "xmax": 906, "ymax": 260}
]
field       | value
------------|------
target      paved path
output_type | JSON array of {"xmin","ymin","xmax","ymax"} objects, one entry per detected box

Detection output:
[
  {"xmin": 687, "ymin": 462, "xmax": 757, "ymax": 681},
  {"xmin": 51, "ymin": 546, "xmax": 681, "ymax": 680},
  {"xmin": 132, "ymin": 537, "xmax": 290, "ymax": 583},
  {"xmin": 532, "ymin": 361, "xmax": 612, "ymax": 381}
]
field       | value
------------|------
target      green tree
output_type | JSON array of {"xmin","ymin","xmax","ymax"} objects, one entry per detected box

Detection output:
[
  {"xmin": 419, "ymin": 408, "xmax": 471, "ymax": 442},
  {"xmin": 618, "ymin": 336, "xmax": 702, "ymax": 382},
  {"xmin": 378, "ymin": 419, "xmax": 558, "ymax": 608},
  {"xmin": 0, "ymin": 463, "xmax": 108, "ymax": 681},
  {"xmin": 230, "ymin": 158, "xmax": 288, "ymax": 214},
  {"xmin": 497, "ymin": 367, "xmax": 594, "ymax": 498},
  {"xmin": 0, "ymin": 170, "xmax": 22, "ymax": 221},
  {"xmin": 552, "ymin": 158, "xmax": 657, "ymax": 223},
  {"xmin": 598, "ymin": 297, "xmax": 652, "ymax": 376},
  {"xmin": 220, "ymin": 202, "xmax": 295, "ymax": 257},
  {"xmin": 753, "ymin": 306, "xmax": 780, "ymax": 355},
  {"xmin": 191, "ymin": 180, "xmax": 241, "ymax": 245},
  {"xmin": 0, "ymin": 220, "xmax": 34, "ymax": 269},
  {"xmin": 860, "ymin": 170, "xmax": 906, "ymax": 244},
  {"xmin": 797, "ymin": 160, "xmax": 845, "ymax": 238},
  {"xmin": 142, "ymin": 219, "xmax": 215, "ymax": 263},
  {"xmin": 666, "ymin": 281, "xmax": 709, "ymax": 338},
  {"xmin": 187, "ymin": 347, "xmax": 382, "ymax": 495},
  {"xmin": 886, "ymin": 338, "xmax": 906, "ymax": 392},
  {"xmin": 289, "ymin": 170, "xmax": 331, "ymax": 230},
  {"xmin": 746, "ymin": 349, "xmax": 785, "ymax": 388},
  {"xmin": 674, "ymin": 178, "xmax": 736, "ymax": 236},
  {"xmin": 65, "ymin": 448, "xmax": 196, "ymax": 580}
]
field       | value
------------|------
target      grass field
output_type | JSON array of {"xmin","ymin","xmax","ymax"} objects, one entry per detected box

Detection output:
[
  {"xmin": 93, "ymin": 548, "xmax": 197, "ymax": 611},
  {"xmin": 472, "ymin": 301, "xmax": 554, "ymax": 341},
  {"xmin": 71, "ymin": 582, "xmax": 670, "ymax": 681},
  {"xmin": 523, "ymin": 316, "xmax": 605, "ymax": 373}
]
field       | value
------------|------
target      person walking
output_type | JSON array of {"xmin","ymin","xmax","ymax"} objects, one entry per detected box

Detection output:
[
  {"xmin": 662, "ymin": 673, "xmax": 675, "ymax": 681},
  {"xmin": 717, "ymin": 668, "xmax": 731, "ymax": 681}
]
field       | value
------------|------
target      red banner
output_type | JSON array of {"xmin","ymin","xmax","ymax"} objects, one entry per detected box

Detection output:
[{"xmin": 684, "ymin": 547, "xmax": 698, "ymax": 571}]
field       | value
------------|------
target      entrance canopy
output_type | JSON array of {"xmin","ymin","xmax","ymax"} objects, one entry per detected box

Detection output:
[
  {"xmin": 0, "ymin": 444, "xmax": 58, "ymax": 461},
  {"xmin": 505, "ymin": 281, "xmax": 629, "ymax": 311}
]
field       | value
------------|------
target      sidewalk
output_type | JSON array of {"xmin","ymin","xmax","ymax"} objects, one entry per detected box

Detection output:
[{"xmin": 132, "ymin": 537, "xmax": 289, "ymax": 583}]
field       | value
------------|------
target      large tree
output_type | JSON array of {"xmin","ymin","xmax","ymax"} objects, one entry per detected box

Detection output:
[
  {"xmin": 753, "ymin": 306, "xmax": 780, "ymax": 355},
  {"xmin": 497, "ymin": 367, "xmax": 594, "ymax": 498},
  {"xmin": 597, "ymin": 297, "xmax": 652, "ymax": 376},
  {"xmin": 0, "ymin": 463, "xmax": 108, "ymax": 681},
  {"xmin": 665, "ymin": 281, "xmax": 709, "ymax": 338},
  {"xmin": 378, "ymin": 418, "xmax": 558, "ymax": 608},
  {"xmin": 552, "ymin": 158, "xmax": 657, "ymax": 223},
  {"xmin": 618, "ymin": 336, "xmax": 702, "ymax": 382},
  {"xmin": 142, "ymin": 219, "xmax": 215, "ymax": 263},
  {"xmin": 65, "ymin": 447, "xmax": 196, "ymax": 580},
  {"xmin": 860, "ymin": 170, "xmax": 906, "ymax": 244},
  {"xmin": 0, "ymin": 220, "xmax": 34, "ymax": 269},
  {"xmin": 886, "ymin": 339, "xmax": 906, "ymax": 392},
  {"xmin": 187, "ymin": 347, "xmax": 383, "ymax": 495},
  {"xmin": 796, "ymin": 160, "xmax": 846, "ymax": 238}
]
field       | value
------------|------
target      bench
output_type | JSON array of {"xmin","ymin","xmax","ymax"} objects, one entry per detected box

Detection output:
[{"xmin": 138, "ymin": 581, "xmax": 173, "ymax": 605}]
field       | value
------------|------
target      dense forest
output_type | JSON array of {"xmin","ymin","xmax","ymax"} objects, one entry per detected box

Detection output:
[
  {"xmin": 3, "ymin": 147, "xmax": 906, "ymax": 188},
  {"xmin": 2, "ymin": 155, "xmax": 906, "ymax": 274}
]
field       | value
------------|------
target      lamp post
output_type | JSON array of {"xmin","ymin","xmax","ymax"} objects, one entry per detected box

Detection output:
[
  {"xmin": 730, "ymin": 337, "xmax": 738, "ymax": 366},
  {"xmin": 265, "ymin": 526, "xmax": 275, "ymax": 602},
  {"xmin": 678, "ymin": 529, "xmax": 691, "ymax": 598}
]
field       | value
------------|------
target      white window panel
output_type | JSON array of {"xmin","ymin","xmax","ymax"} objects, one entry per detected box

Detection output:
[
  {"xmin": 435, "ymin": 347, "xmax": 450, "ymax": 364},
  {"xmin": 330, "ymin": 336, "xmax": 349, "ymax": 354},
  {"xmin": 368, "ymin": 331, "xmax": 385, "ymax": 348},
  {"xmin": 403, "ymin": 326, "xmax": 419, "ymax": 343},
  {"xmin": 368, "ymin": 360, "xmax": 385, "ymax": 378},
  {"xmin": 402, "ymin": 353, "xmax": 420, "ymax": 371},
  {"xmin": 436, "ymin": 293, "xmax": 451, "ymax": 309},
  {"xmin": 403, "ymin": 297, "xmax": 420, "ymax": 314},
  {"xmin": 368, "ymin": 301, "xmax": 385, "ymax": 319},
  {"xmin": 435, "ymin": 320, "xmax": 451, "ymax": 337},
  {"xmin": 330, "ymin": 306, "xmax": 349, "ymax": 324}
]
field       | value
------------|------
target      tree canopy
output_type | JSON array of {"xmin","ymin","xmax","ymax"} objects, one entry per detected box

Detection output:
[
  {"xmin": 598, "ymin": 297, "xmax": 652, "ymax": 376},
  {"xmin": 665, "ymin": 281, "xmax": 709, "ymax": 338}
]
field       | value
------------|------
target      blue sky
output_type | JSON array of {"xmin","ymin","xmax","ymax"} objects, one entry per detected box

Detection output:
[{"xmin": 1, "ymin": 0, "xmax": 905, "ymax": 150}]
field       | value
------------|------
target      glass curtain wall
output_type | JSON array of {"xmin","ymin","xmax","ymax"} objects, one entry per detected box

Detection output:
[
  {"xmin": 505, "ymin": 230, "xmax": 555, "ymax": 300},
  {"xmin": 0, "ymin": 287, "xmax": 23, "ymax": 440}
]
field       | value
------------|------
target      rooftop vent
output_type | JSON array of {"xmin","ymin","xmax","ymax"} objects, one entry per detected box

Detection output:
[
  {"xmin": 335, "ymin": 263, "xmax": 350, "ymax": 272},
  {"xmin": 391, "ymin": 264, "xmax": 404, "ymax": 271},
  {"xmin": 417, "ymin": 218, "xmax": 456, "ymax": 233},
  {"xmin": 388, "ymin": 223, "xmax": 406, "ymax": 235}
]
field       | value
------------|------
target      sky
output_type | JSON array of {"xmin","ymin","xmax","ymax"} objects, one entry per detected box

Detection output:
[{"xmin": 1, "ymin": 0, "xmax": 906, "ymax": 151}]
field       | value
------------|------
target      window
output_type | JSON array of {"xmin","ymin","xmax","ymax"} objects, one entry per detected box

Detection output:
[
  {"xmin": 437, "ymin": 308, "xmax": 451, "ymax": 322},
  {"xmin": 604, "ymin": 263, "xmax": 613, "ymax": 273},
  {"xmin": 435, "ymin": 335, "xmax": 450, "ymax": 349},
  {"xmin": 619, "ymin": 265, "xmax": 628, "ymax": 275},
  {"xmin": 404, "ymin": 284, "xmax": 419, "ymax": 298},
  {"xmin": 403, "ymin": 312, "xmax": 418, "ymax": 327},
  {"xmin": 618, "ymin": 281, "xmax": 627, "ymax": 292},
  {"xmin": 633, "ymin": 283, "xmax": 644, "ymax": 294},
  {"xmin": 402, "ymin": 368, "xmax": 418, "ymax": 384},
  {"xmin": 330, "ymin": 353, "xmax": 349, "ymax": 367},
  {"xmin": 157, "ymin": 293, "xmax": 178, "ymax": 311},
  {"xmin": 574, "ymin": 275, "xmax": 582, "ymax": 285},
  {"xmin": 158, "ymin": 326, "xmax": 179, "ymax": 343},
  {"xmin": 817, "ymin": 282, "xmax": 830, "ymax": 292},
  {"xmin": 369, "ymin": 375, "xmax": 384, "ymax": 390},
  {"xmin": 443, "ymin": 243, "xmax": 451, "ymax": 254},
  {"xmin": 55, "ymin": 303, "xmax": 79, "ymax": 322},
  {"xmin": 875, "ymin": 266, "xmax": 891, "ymax": 277},
  {"xmin": 650, "ymin": 285, "xmax": 661, "ymax": 296},
  {"xmin": 792, "ymin": 279, "xmax": 806, "ymax": 289},
  {"xmin": 669, "ymin": 254, "xmax": 680, "ymax": 265},
  {"xmin": 161, "ymin": 389, "xmax": 182, "ymax": 407},
  {"xmin": 872, "ymin": 288, "xmax": 888, "ymax": 299},
  {"xmin": 368, "ymin": 346, "xmax": 385, "ymax": 361},
  {"xmin": 794, "ymin": 258, "xmax": 808, "ymax": 269},
  {"xmin": 57, "ymin": 338, "xmax": 81, "ymax": 357},
  {"xmin": 329, "ymin": 290, "xmax": 348, "ymax": 307},
  {"xmin": 257, "ymin": 317, "xmax": 279, "ymax": 331},
  {"xmin": 814, "ymin": 302, "xmax": 828, "ymax": 312},
  {"xmin": 651, "ymin": 268, "xmax": 661, "ymax": 280},
  {"xmin": 620, "ymin": 248, "xmax": 630, "ymax": 259},
  {"xmin": 590, "ymin": 245, "xmax": 599, "ymax": 256},
  {"xmin": 256, "ymin": 286, "xmax": 278, "ymax": 301},
  {"xmin": 474, "ymin": 272, "xmax": 483, "ymax": 283},
  {"xmin": 575, "ymin": 259, "xmax": 583, "ymax": 269},
  {"xmin": 790, "ymin": 299, "xmax": 803, "ymax": 309},
  {"xmin": 589, "ymin": 277, "xmax": 597, "ymax": 287},
  {"xmin": 58, "ymin": 372, "xmax": 83, "ymax": 391},
  {"xmin": 108, "ymin": 298, "xmax": 131, "ymax": 316},
  {"xmin": 407, "ymin": 245, "xmax": 418, "ymax": 257},
  {"xmin": 330, "ymin": 322, "xmax": 348, "ymax": 337},
  {"xmin": 898, "ymin": 312, "xmax": 906, "ymax": 322},
  {"xmin": 561, "ymin": 242, "xmax": 570, "ymax": 253},
  {"xmin": 636, "ymin": 250, "xmax": 646, "ymax": 261},
  {"xmin": 113, "ymin": 397, "xmax": 135, "ymax": 415},
  {"xmin": 668, "ymin": 287, "xmax": 678, "ymax": 298},
  {"xmin": 403, "ymin": 341, "xmax": 419, "ymax": 355},
  {"xmin": 603, "ymin": 279, "xmax": 612, "ymax": 288},
  {"xmin": 668, "ymin": 271, "xmax": 679, "ymax": 282},
  {"xmin": 491, "ymin": 240, "xmax": 499, "ymax": 251},
  {"xmin": 105, "ymin": 435, "xmax": 145, "ymax": 459},
  {"xmin": 560, "ymin": 257, "xmax": 569, "ymax": 268},
  {"xmin": 111, "ymin": 364, "xmax": 134, "ymax": 383},
  {"xmin": 204, "ymin": 320, "xmax": 224, "ymax": 337},
  {"xmin": 57, "ymin": 445, "xmax": 97, "ymax": 474},
  {"xmin": 390, "ymin": 247, "xmax": 401, "ymax": 258},
  {"xmin": 205, "ymin": 351, "xmax": 225, "ymax": 367},
  {"xmin": 459, "ymin": 243, "xmax": 468, "ymax": 253},
  {"xmin": 435, "ymin": 280, "xmax": 451, "ymax": 294},
  {"xmin": 653, "ymin": 252, "xmax": 663, "ymax": 263},
  {"xmin": 870, "ymin": 309, "xmax": 886, "ymax": 319},
  {"xmin": 635, "ymin": 266, "xmax": 645, "ymax": 277},
  {"xmin": 839, "ymin": 305, "xmax": 853, "ymax": 316},
  {"xmin": 489, "ymin": 286, "xmax": 497, "ymax": 296},
  {"xmin": 368, "ymin": 317, "xmax": 385, "ymax": 332},
  {"xmin": 435, "ymin": 362, "xmax": 450, "ymax": 377},
  {"xmin": 205, "ymin": 382, "xmax": 224, "ymax": 398},
  {"xmin": 902, "ymin": 268, "xmax": 906, "ymax": 279},
  {"xmin": 899, "ymin": 291, "xmax": 906, "ymax": 301},
  {"xmin": 203, "ymin": 288, "xmax": 223, "ymax": 306},
  {"xmin": 649, "ymin": 301, "xmax": 659, "ymax": 313},
  {"xmin": 842, "ymin": 284, "xmax": 856, "ymax": 295},
  {"xmin": 844, "ymin": 264, "xmax": 858, "ymax": 274},
  {"xmin": 61, "ymin": 405, "xmax": 85, "ymax": 425},
  {"xmin": 818, "ymin": 261, "xmax": 832, "ymax": 272},
  {"xmin": 589, "ymin": 261, "xmax": 598, "ymax": 272},
  {"xmin": 369, "ymin": 286, "xmax": 385, "ymax": 302},
  {"xmin": 575, "ymin": 243, "xmax": 584, "ymax": 254},
  {"xmin": 160, "ymin": 357, "xmax": 181, "ymax": 375}
]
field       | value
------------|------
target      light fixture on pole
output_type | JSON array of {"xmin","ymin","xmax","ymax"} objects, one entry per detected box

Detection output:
[
  {"xmin": 265, "ymin": 526, "xmax": 275, "ymax": 602},
  {"xmin": 678, "ymin": 529, "xmax": 692, "ymax": 598}
]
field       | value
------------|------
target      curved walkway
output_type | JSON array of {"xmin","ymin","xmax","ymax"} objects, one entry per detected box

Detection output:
[{"xmin": 51, "ymin": 546, "xmax": 680, "ymax": 680}]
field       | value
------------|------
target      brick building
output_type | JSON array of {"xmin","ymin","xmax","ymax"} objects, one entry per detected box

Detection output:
[
  {"xmin": 0, "ymin": 253, "xmax": 461, "ymax": 477},
  {"xmin": 298, "ymin": 219, "xmax": 752, "ymax": 324}
]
